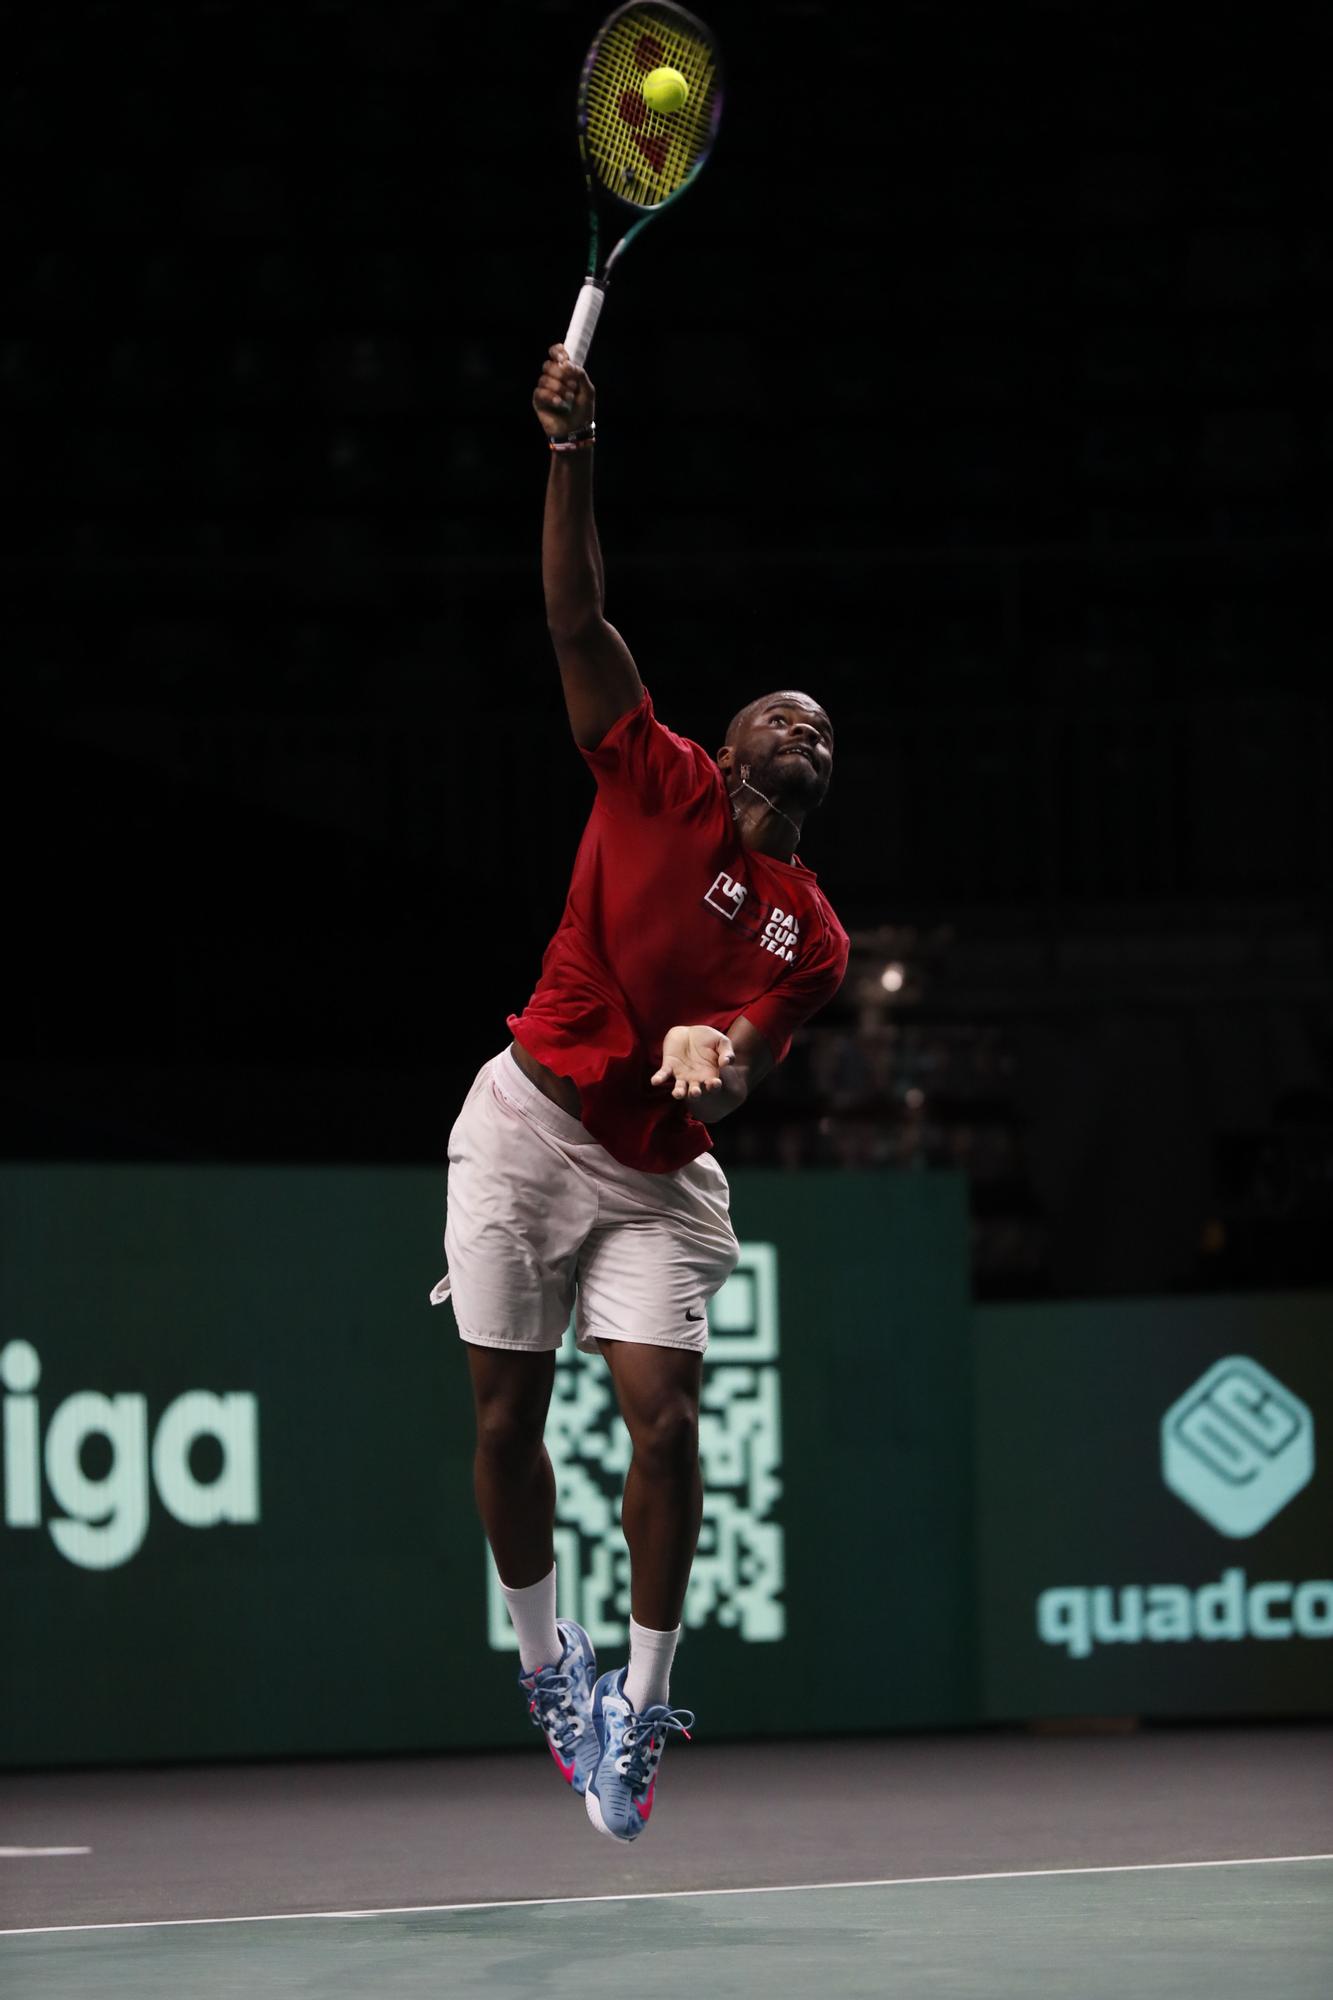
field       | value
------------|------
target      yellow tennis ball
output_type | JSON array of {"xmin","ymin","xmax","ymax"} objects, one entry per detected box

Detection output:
[{"xmin": 642, "ymin": 65, "xmax": 689, "ymax": 115}]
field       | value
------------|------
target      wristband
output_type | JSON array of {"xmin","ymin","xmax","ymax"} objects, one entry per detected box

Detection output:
[{"xmin": 549, "ymin": 421, "xmax": 596, "ymax": 453}]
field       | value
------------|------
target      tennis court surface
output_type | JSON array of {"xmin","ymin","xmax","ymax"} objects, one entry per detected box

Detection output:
[{"xmin": 4, "ymin": 1725, "xmax": 1331, "ymax": 1998}]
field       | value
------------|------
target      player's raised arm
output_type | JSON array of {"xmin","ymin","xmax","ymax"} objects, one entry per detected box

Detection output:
[{"xmin": 534, "ymin": 344, "xmax": 643, "ymax": 749}]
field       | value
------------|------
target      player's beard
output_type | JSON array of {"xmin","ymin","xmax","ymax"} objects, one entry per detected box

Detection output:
[{"xmin": 757, "ymin": 744, "xmax": 827, "ymax": 812}]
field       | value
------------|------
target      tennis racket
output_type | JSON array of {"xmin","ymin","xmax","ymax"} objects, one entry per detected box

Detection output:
[{"xmin": 562, "ymin": 2, "xmax": 723, "ymax": 369}]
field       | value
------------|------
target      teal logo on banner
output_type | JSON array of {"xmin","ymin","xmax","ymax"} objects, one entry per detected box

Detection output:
[
  {"xmin": 1161, "ymin": 1356, "xmax": 1315, "ymax": 1538},
  {"xmin": 487, "ymin": 1243, "xmax": 784, "ymax": 1651}
]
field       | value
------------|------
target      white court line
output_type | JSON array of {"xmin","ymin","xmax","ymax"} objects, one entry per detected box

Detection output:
[
  {"xmin": 0, "ymin": 1849, "xmax": 91, "ymax": 1860},
  {"xmin": 2, "ymin": 1851, "xmax": 1331, "ymax": 1938}
]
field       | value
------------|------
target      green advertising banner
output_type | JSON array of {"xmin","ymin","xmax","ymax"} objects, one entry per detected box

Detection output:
[
  {"xmin": 0, "ymin": 1165, "xmax": 975, "ymax": 1767},
  {"xmin": 8, "ymin": 1161, "xmax": 1326, "ymax": 1767},
  {"xmin": 974, "ymin": 1293, "xmax": 1333, "ymax": 1720}
]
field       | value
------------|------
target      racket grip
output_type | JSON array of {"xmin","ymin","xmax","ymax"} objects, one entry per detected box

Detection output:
[{"xmin": 563, "ymin": 280, "xmax": 605, "ymax": 369}]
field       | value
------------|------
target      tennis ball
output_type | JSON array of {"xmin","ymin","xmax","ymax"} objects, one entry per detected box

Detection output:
[{"xmin": 642, "ymin": 66, "xmax": 689, "ymax": 115}]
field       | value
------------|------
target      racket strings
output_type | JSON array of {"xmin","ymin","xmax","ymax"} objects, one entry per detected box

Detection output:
[{"xmin": 583, "ymin": 7, "xmax": 719, "ymax": 209}]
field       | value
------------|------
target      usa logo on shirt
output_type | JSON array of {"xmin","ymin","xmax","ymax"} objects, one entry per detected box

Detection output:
[
  {"xmin": 705, "ymin": 872, "xmax": 747, "ymax": 920},
  {"xmin": 704, "ymin": 873, "xmax": 799, "ymax": 964}
]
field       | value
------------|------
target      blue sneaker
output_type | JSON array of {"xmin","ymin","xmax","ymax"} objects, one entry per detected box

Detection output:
[
  {"xmin": 519, "ymin": 1619, "xmax": 599, "ymax": 1796},
  {"xmin": 585, "ymin": 1666, "xmax": 694, "ymax": 1842}
]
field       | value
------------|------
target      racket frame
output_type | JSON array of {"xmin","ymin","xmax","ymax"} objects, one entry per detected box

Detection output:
[{"xmin": 563, "ymin": 1, "xmax": 723, "ymax": 366}]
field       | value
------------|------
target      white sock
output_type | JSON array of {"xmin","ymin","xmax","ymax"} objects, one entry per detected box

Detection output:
[
  {"xmin": 624, "ymin": 1618, "xmax": 680, "ymax": 1713},
  {"xmin": 499, "ymin": 1566, "xmax": 562, "ymax": 1675}
]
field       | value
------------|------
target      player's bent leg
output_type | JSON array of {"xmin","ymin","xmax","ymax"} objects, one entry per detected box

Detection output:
[
  {"xmin": 598, "ymin": 1340, "xmax": 703, "ymax": 1630},
  {"xmin": 466, "ymin": 1343, "xmax": 600, "ymax": 1795},
  {"xmin": 585, "ymin": 1340, "xmax": 700, "ymax": 1841},
  {"xmin": 466, "ymin": 1343, "xmax": 559, "ymax": 1590}
]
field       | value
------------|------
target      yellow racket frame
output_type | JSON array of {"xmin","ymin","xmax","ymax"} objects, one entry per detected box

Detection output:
[{"xmin": 581, "ymin": 3, "xmax": 721, "ymax": 214}]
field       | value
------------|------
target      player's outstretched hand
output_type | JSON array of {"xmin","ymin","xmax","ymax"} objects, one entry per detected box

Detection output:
[
  {"xmin": 652, "ymin": 1025, "xmax": 736, "ymax": 1100},
  {"xmin": 534, "ymin": 344, "xmax": 595, "ymax": 439}
]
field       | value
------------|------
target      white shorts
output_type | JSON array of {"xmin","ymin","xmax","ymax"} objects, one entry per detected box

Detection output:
[{"xmin": 431, "ymin": 1050, "xmax": 740, "ymax": 1354}]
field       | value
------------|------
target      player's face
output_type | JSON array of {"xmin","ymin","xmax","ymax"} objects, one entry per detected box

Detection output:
[{"xmin": 730, "ymin": 692, "xmax": 834, "ymax": 808}]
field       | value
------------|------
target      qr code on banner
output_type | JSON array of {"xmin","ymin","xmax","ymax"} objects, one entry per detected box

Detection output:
[{"xmin": 486, "ymin": 1243, "xmax": 784, "ymax": 1650}]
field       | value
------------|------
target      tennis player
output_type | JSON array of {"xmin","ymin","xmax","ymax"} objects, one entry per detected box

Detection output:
[{"xmin": 433, "ymin": 343, "xmax": 848, "ymax": 1843}]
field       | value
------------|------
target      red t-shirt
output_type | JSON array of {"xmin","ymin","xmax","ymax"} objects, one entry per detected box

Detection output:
[{"xmin": 508, "ymin": 689, "xmax": 849, "ymax": 1174}]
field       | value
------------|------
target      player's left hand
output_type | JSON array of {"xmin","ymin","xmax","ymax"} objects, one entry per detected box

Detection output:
[{"xmin": 652, "ymin": 1025, "xmax": 735, "ymax": 1100}]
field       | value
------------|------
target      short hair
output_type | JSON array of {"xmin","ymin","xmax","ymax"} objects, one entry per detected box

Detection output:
[
  {"xmin": 724, "ymin": 690, "xmax": 826, "ymax": 746},
  {"xmin": 724, "ymin": 697, "xmax": 764, "ymax": 746}
]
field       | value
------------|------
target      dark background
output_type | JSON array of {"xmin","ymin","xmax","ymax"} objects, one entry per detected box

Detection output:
[{"xmin": 5, "ymin": 0, "xmax": 1331, "ymax": 1302}]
